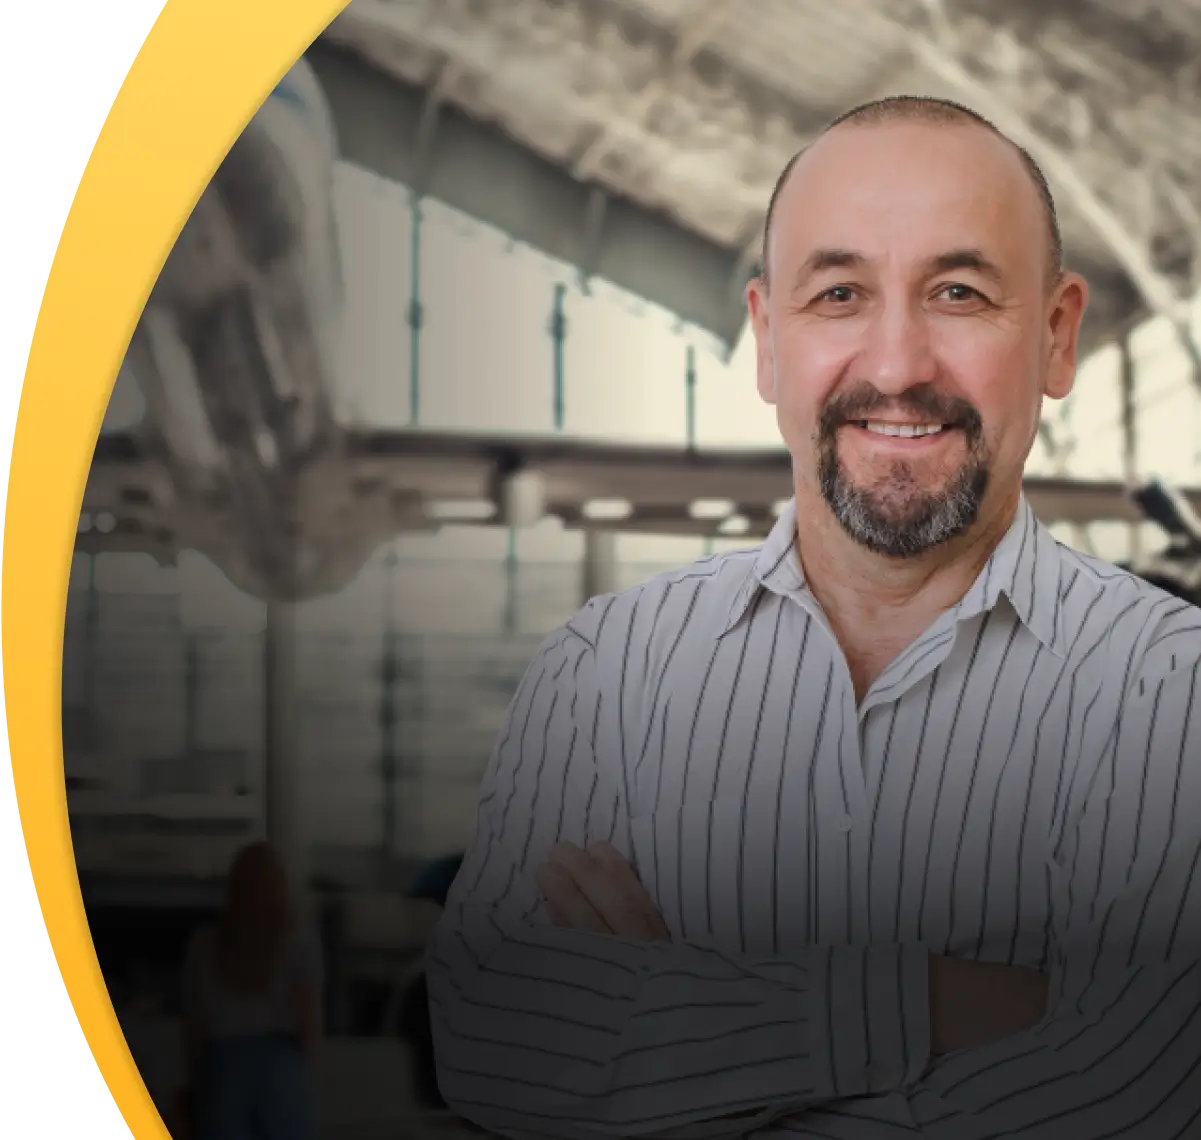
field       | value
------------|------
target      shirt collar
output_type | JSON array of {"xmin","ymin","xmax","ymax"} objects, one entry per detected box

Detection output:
[
  {"xmin": 719, "ymin": 494, "xmax": 1068, "ymax": 657},
  {"xmin": 953, "ymin": 495, "xmax": 1067, "ymax": 656},
  {"xmin": 719, "ymin": 499, "xmax": 806, "ymax": 636}
]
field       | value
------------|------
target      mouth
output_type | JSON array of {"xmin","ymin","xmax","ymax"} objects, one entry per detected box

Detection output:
[
  {"xmin": 841, "ymin": 420, "xmax": 964, "ymax": 447},
  {"xmin": 854, "ymin": 420, "xmax": 950, "ymax": 438}
]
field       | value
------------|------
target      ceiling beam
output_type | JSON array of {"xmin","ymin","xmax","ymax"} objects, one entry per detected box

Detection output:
[
  {"xmin": 570, "ymin": 0, "xmax": 740, "ymax": 182},
  {"xmin": 306, "ymin": 37, "xmax": 750, "ymax": 353},
  {"xmin": 983, "ymin": 1, "xmax": 1201, "ymax": 114},
  {"xmin": 410, "ymin": 56, "xmax": 461, "ymax": 195}
]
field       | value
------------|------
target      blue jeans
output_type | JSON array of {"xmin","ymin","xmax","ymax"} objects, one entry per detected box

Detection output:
[{"xmin": 192, "ymin": 1033, "xmax": 316, "ymax": 1140}]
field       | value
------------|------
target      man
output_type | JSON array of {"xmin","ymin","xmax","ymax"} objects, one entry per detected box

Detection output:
[{"xmin": 426, "ymin": 97, "xmax": 1201, "ymax": 1138}]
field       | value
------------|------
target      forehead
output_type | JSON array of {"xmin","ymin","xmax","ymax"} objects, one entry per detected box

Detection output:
[{"xmin": 772, "ymin": 121, "xmax": 1044, "ymax": 279}]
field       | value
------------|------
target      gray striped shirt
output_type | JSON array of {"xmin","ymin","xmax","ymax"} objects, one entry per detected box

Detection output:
[{"xmin": 428, "ymin": 496, "xmax": 1201, "ymax": 1139}]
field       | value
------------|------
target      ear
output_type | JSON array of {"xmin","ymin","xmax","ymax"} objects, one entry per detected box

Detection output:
[
  {"xmin": 746, "ymin": 276, "xmax": 777, "ymax": 405},
  {"xmin": 1044, "ymin": 271, "xmax": 1089, "ymax": 402}
]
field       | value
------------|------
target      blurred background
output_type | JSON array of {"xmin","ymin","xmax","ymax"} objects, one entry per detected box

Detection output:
[{"xmin": 64, "ymin": 0, "xmax": 1201, "ymax": 1135}]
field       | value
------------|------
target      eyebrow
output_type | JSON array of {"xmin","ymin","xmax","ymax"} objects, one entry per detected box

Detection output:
[
  {"xmin": 791, "ymin": 248, "xmax": 865, "ymax": 292},
  {"xmin": 926, "ymin": 248, "xmax": 1004, "ymax": 283},
  {"xmin": 790, "ymin": 246, "xmax": 1006, "ymax": 294}
]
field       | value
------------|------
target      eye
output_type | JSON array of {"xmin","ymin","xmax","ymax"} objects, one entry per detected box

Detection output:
[
  {"xmin": 818, "ymin": 285, "xmax": 857, "ymax": 304},
  {"xmin": 936, "ymin": 283, "xmax": 984, "ymax": 303}
]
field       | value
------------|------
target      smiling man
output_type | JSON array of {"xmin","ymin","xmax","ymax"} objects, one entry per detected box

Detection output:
[{"xmin": 426, "ymin": 97, "xmax": 1201, "ymax": 1139}]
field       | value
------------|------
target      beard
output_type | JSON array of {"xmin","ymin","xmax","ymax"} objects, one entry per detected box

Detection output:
[{"xmin": 815, "ymin": 382, "xmax": 990, "ymax": 558}]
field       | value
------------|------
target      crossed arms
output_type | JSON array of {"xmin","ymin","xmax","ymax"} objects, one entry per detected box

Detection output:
[{"xmin": 427, "ymin": 624, "xmax": 1201, "ymax": 1139}]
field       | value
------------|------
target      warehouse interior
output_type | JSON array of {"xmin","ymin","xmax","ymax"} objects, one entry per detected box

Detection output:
[{"xmin": 64, "ymin": 0, "xmax": 1201, "ymax": 1135}]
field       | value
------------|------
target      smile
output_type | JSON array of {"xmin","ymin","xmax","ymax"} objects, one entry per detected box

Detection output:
[{"xmin": 853, "ymin": 420, "xmax": 952, "ymax": 438}]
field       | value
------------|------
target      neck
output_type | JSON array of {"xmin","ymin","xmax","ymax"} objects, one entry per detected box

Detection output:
[{"xmin": 793, "ymin": 483, "xmax": 1020, "ymax": 636}]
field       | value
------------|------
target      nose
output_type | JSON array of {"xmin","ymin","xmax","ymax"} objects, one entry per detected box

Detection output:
[{"xmin": 855, "ymin": 301, "xmax": 938, "ymax": 396}]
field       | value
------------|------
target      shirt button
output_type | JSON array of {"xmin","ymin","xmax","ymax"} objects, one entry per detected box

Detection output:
[{"xmin": 835, "ymin": 814, "xmax": 853, "ymax": 832}]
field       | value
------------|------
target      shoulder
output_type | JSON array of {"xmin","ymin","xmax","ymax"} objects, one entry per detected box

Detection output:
[
  {"xmin": 563, "ymin": 547, "xmax": 760, "ymax": 653},
  {"xmin": 1057, "ymin": 544, "xmax": 1201, "ymax": 684},
  {"xmin": 513, "ymin": 549, "xmax": 760, "ymax": 703},
  {"xmin": 1056, "ymin": 547, "xmax": 1196, "ymax": 643}
]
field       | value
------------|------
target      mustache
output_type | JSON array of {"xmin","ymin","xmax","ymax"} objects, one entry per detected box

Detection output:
[{"xmin": 819, "ymin": 382, "xmax": 982, "ymax": 439}]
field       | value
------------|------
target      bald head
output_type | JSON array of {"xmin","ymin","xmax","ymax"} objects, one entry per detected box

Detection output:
[
  {"xmin": 745, "ymin": 94, "xmax": 1089, "ymax": 565},
  {"xmin": 760, "ymin": 96, "xmax": 1063, "ymax": 287}
]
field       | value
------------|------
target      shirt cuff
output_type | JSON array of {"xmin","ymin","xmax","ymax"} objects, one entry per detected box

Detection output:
[{"xmin": 820, "ymin": 944, "xmax": 932, "ymax": 1098}]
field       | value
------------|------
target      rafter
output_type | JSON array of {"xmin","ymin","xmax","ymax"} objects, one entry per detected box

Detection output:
[
  {"xmin": 410, "ymin": 56, "xmax": 461, "ymax": 194},
  {"xmin": 1161, "ymin": 177, "xmax": 1201, "ymax": 289},
  {"xmin": 945, "ymin": 0, "xmax": 1201, "ymax": 107},
  {"xmin": 569, "ymin": 0, "xmax": 740, "ymax": 182}
]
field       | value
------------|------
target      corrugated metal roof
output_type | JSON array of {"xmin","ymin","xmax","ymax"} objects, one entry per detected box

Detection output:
[{"xmin": 326, "ymin": 0, "xmax": 1201, "ymax": 346}]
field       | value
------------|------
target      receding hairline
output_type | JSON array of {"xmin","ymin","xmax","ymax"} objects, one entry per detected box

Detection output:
[{"xmin": 759, "ymin": 95, "xmax": 1064, "ymax": 288}]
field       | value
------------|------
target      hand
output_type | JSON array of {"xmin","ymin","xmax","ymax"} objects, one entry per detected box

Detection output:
[
  {"xmin": 928, "ymin": 954, "xmax": 1049, "ymax": 1055},
  {"xmin": 535, "ymin": 841, "xmax": 671, "ymax": 942}
]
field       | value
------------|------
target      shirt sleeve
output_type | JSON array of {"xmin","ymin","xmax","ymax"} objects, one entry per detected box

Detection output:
[
  {"xmin": 901, "ymin": 620, "xmax": 1201, "ymax": 1138},
  {"xmin": 426, "ymin": 619, "xmax": 932, "ymax": 1140}
]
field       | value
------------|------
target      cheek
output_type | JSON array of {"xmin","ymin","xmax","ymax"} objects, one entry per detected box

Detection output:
[
  {"xmin": 938, "ymin": 337, "xmax": 1040, "ymax": 447},
  {"xmin": 770, "ymin": 327, "xmax": 849, "ymax": 419}
]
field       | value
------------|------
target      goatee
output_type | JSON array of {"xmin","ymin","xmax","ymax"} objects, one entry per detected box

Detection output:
[{"xmin": 815, "ymin": 382, "xmax": 990, "ymax": 558}]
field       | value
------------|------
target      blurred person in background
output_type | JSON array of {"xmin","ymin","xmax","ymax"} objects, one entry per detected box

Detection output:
[{"xmin": 176, "ymin": 842, "xmax": 322, "ymax": 1140}]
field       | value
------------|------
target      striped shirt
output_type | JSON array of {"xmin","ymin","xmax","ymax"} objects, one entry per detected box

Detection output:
[{"xmin": 427, "ymin": 496, "xmax": 1201, "ymax": 1139}]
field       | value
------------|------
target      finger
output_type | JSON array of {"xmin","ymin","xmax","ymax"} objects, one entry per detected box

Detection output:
[
  {"xmin": 534, "ymin": 861, "xmax": 609, "ymax": 935},
  {"xmin": 545, "ymin": 841, "xmax": 663, "ymax": 939},
  {"xmin": 582, "ymin": 843, "xmax": 668, "ymax": 940},
  {"xmin": 551, "ymin": 843, "xmax": 661, "ymax": 940},
  {"xmin": 553, "ymin": 844, "xmax": 646, "ymax": 934},
  {"xmin": 589, "ymin": 843, "xmax": 671, "ymax": 941},
  {"xmin": 541, "ymin": 893, "xmax": 572, "ymax": 930}
]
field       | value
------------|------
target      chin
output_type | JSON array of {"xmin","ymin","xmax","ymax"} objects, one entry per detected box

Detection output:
[{"xmin": 821, "ymin": 462, "xmax": 990, "ymax": 559}]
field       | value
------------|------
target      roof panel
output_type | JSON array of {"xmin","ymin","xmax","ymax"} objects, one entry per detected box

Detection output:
[
  {"xmin": 324, "ymin": 0, "xmax": 1201, "ymax": 351},
  {"xmin": 712, "ymin": 0, "xmax": 910, "ymax": 113}
]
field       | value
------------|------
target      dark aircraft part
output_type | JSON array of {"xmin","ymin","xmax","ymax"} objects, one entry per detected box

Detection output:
[{"xmin": 120, "ymin": 59, "xmax": 346, "ymax": 599}]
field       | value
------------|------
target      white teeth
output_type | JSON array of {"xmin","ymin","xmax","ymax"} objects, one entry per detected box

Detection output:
[{"xmin": 862, "ymin": 421, "xmax": 945, "ymax": 438}]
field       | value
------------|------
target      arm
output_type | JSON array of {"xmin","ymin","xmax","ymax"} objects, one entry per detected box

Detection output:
[
  {"xmin": 426, "ymin": 620, "xmax": 932, "ymax": 1140},
  {"xmin": 902, "ymin": 630, "xmax": 1201, "ymax": 1139}
]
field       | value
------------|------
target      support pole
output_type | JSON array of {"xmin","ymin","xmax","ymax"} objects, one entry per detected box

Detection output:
[
  {"xmin": 184, "ymin": 632, "xmax": 199, "ymax": 757},
  {"xmin": 379, "ymin": 550, "xmax": 400, "ymax": 860},
  {"xmin": 1119, "ymin": 331, "xmax": 1140, "ymax": 562},
  {"xmin": 582, "ymin": 529, "xmax": 618, "ymax": 605},
  {"xmin": 504, "ymin": 528, "xmax": 519, "ymax": 634},
  {"xmin": 685, "ymin": 344, "xmax": 698, "ymax": 453},
  {"xmin": 263, "ymin": 601, "xmax": 305, "ymax": 893},
  {"xmin": 408, "ymin": 194, "xmax": 424, "ymax": 426},
  {"xmin": 550, "ymin": 284, "xmax": 568, "ymax": 432}
]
